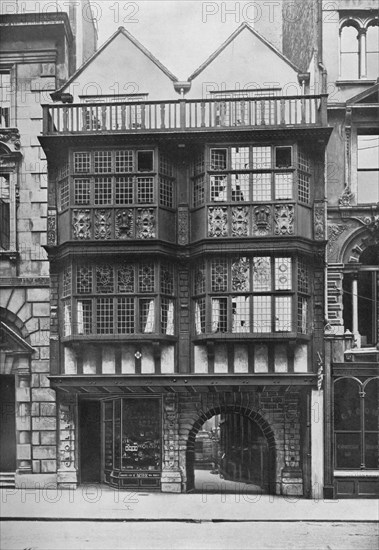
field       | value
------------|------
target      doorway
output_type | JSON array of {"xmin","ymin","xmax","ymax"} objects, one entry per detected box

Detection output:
[
  {"xmin": 186, "ymin": 409, "xmax": 276, "ymax": 494},
  {"xmin": 0, "ymin": 375, "xmax": 16, "ymax": 471},
  {"xmin": 79, "ymin": 400, "xmax": 101, "ymax": 483}
]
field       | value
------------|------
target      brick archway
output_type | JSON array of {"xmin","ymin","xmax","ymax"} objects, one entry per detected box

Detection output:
[{"xmin": 185, "ymin": 405, "xmax": 276, "ymax": 494}]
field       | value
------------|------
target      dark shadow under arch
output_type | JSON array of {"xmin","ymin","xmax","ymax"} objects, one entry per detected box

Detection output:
[{"xmin": 185, "ymin": 405, "xmax": 276, "ymax": 494}]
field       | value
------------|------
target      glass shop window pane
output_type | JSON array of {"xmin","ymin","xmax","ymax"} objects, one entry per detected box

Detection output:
[
  {"xmin": 335, "ymin": 432, "xmax": 361, "ymax": 469},
  {"xmin": 121, "ymin": 399, "xmax": 161, "ymax": 471}
]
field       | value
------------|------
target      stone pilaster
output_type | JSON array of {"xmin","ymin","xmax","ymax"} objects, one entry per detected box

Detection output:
[{"xmin": 161, "ymin": 393, "xmax": 181, "ymax": 493}]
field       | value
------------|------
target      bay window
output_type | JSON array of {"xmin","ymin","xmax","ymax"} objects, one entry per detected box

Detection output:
[
  {"xmin": 193, "ymin": 256, "xmax": 310, "ymax": 335},
  {"xmin": 61, "ymin": 261, "xmax": 175, "ymax": 337}
]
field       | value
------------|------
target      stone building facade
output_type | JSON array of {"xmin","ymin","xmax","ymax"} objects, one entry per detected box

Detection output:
[{"xmin": 0, "ymin": 11, "xmax": 96, "ymax": 489}]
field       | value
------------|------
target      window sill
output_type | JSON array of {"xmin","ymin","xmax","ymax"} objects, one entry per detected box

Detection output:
[
  {"xmin": 336, "ymin": 79, "xmax": 377, "ymax": 86},
  {"xmin": 61, "ymin": 334, "xmax": 177, "ymax": 343},
  {"xmin": 192, "ymin": 332, "xmax": 310, "ymax": 342},
  {"xmin": 334, "ymin": 470, "xmax": 379, "ymax": 477}
]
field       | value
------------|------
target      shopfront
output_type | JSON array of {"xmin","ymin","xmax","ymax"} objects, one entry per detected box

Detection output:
[{"xmin": 102, "ymin": 397, "xmax": 162, "ymax": 490}]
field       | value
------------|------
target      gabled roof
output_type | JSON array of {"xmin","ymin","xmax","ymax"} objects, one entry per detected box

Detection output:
[
  {"xmin": 347, "ymin": 82, "xmax": 379, "ymax": 105},
  {"xmin": 54, "ymin": 26, "xmax": 178, "ymax": 96},
  {"xmin": 188, "ymin": 22, "xmax": 301, "ymax": 81}
]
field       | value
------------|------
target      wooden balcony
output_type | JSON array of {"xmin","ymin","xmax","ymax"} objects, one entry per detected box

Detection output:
[{"xmin": 42, "ymin": 94, "xmax": 328, "ymax": 135}]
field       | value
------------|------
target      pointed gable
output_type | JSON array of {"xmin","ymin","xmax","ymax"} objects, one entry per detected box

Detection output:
[
  {"xmin": 56, "ymin": 27, "xmax": 179, "ymax": 101},
  {"xmin": 187, "ymin": 23, "xmax": 301, "ymax": 98}
]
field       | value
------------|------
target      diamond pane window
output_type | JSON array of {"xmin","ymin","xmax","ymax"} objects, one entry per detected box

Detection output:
[
  {"xmin": 231, "ymin": 147, "xmax": 249, "ymax": 170},
  {"xmin": 252, "ymin": 173, "xmax": 271, "ymax": 201},
  {"xmin": 117, "ymin": 297, "xmax": 134, "ymax": 334},
  {"xmin": 74, "ymin": 178, "xmax": 90, "ymax": 205},
  {"xmin": 115, "ymin": 150, "xmax": 133, "ymax": 173},
  {"xmin": 231, "ymin": 174, "xmax": 249, "ymax": 202},
  {"xmin": 232, "ymin": 257, "xmax": 250, "ymax": 291},
  {"xmin": 211, "ymin": 297, "xmax": 228, "ymax": 333},
  {"xmin": 193, "ymin": 176, "xmax": 205, "ymax": 207},
  {"xmin": 210, "ymin": 175, "xmax": 227, "ymax": 201},
  {"xmin": 94, "ymin": 151, "xmax": 112, "ymax": 173},
  {"xmin": 95, "ymin": 177, "xmax": 112, "ymax": 205},
  {"xmin": 253, "ymin": 296, "xmax": 271, "ymax": 333},
  {"xmin": 77, "ymin": 300, "xmax": 92, "ymax": 335},
  {"xmin": 275, "ymin": 173, "xmax": 293, "ymax": 200},
  {"xmin": 252, "ymin": 257, "xmax": 271, "ymax": 291},
  {"xmin": 275, "ymin": 258, "xmax": 292, "ymax": 290},
  {"xmin": 210, "ymin": 149, "xmax": 227, "ymax": 170},
  {"xmin": 211, "ymin": 259, "xmax": 228, "ymax": 292},
  {"xmin": 252, "ymin": 147, "xmax": 271, "ymax": 169},
  {"xmin": 137, "ymin": 177, "xmax": 154, "ymax": 203},
  {"xmin": 77, "ymin": 266, "xmax": 92, "ymax": 294},
  {"xmin": 275, "ymin": 296, "xmax": 292, "ymax": 331},
  {"xmin": 74, "ymin": 152, "xmax": 90, "ymax": 173},
  {"xmin": 97, "ymin": 298, "xmax": 114, "ymax": 334},
  {"xmin": 161, "ymin": 263, "xmax": 174, "ymax": 294},
  {"xmin": 115, "ymin": 177, "xmax": 133, "ymax": 204},
  {"xmin": 138, "ymin": 264, "xmax": 155, "ymax": 293},
  {"xmin": 117, "ymin": 265, "xmax": 134, "ymax": 293},
  {"xmin": 96, "ymin": 265, "xmax": 114, "ymax": 294}
]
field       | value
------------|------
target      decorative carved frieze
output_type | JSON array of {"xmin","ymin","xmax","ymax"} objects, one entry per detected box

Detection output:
[
  {"xmin": 47, "ymin": 210, "xmax": 57, "ymax": 246},
  {"xmin": 0, "ymin": 128, "xmax": 21, "ymax": 151},
  {"xmin": 115, "ymin": 209, "xmax": 133, "ymax": 239},
  {"xmin": 314, "ymin": 202, "xmax": 325, "ymax": 240},
  {"xmin": 274, "ymin": 204, "xmax": 294, "ymax": 235},
  {"xmin": 327, "ymin": 224, "xmax": 348, "ymax": 258},
  {"xmin": 231, "ymin": 206, "xmax": 248, "ymax": 237},
  {"xmin": 252, "ymin": 205, "xmax": 271, "ymax": 236},
  {"xmin": 338, "ymin": 185, "xmax": 354, "ymax": 207},
  {"xmin": 58, "ymin": 400, "xmax": 76, "ymax": 470},
  {"xmin": 136, "ymin": 208, "xmax": 156, "ymax": 239},
  {"xmin": 177, "ymin": 207, "xmax": 189, "ymax": 245},
  {"xmin": 208, "ymin": 206, "xmax": 228, "ymax": 237},
  {"xmin": 94, "ymin": 209, "xmax": 111, "ymax": 240},
  {"xmin": 72, "ymin": 209, "xmax": 91, "ymax": 240}
]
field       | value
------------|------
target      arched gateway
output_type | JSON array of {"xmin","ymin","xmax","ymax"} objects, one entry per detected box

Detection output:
[{"xmin": 185, "ymin": 405, "xmax": 276, "ymax": 493}]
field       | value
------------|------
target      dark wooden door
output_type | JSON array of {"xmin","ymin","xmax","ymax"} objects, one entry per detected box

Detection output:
[
  {"xmin": 79, "ymin": 400, "xmax": 101, "ymax": 482},
  {"xmin": 0, "ymin": 376, "xmax": 16, "ymax": 471}
]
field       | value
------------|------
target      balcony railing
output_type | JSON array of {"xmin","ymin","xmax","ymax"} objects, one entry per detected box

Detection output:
[{"xmin": 42, "ymin": 94, "xmax": 328, "ymax": 135}]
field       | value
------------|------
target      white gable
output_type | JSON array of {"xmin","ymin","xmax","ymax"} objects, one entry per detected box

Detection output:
[
  {"xmin": 188, "ymin": 26, "xmax": 301, "ymax": 98},
  {"xmin": 64, "ymin": 31, "xmax": 178, "ymax": 101}
]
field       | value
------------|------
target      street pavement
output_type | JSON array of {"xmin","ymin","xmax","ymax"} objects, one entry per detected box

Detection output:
[{"xmin": 1, "ymin": 483, "xmax": 378, "ymax": 549}]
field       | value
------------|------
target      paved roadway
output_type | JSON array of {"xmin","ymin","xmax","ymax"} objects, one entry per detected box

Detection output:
[{"xmin": 1, "ymin": 519, "xmax": 378, "ymax": 549}]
